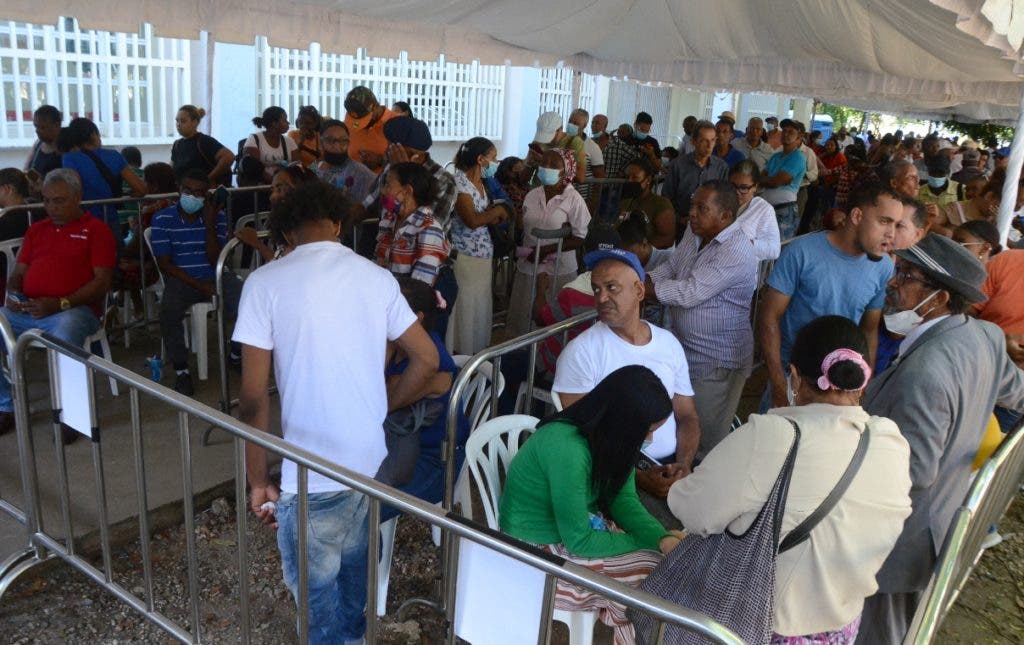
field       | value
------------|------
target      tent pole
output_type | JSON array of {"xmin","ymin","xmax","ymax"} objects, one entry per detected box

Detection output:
[{"xmin": 996, "ymin": 85, "xmax": 1024, "ymax": 246}]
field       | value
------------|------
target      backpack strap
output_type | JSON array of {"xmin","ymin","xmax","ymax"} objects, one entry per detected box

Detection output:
[
  {"xmin": 778, "ymin": 425, "xmax": 871, "ymax": 553},
  {"xmin": 81, "ymin": 149, "xmax": 123, "ymax": 198}
]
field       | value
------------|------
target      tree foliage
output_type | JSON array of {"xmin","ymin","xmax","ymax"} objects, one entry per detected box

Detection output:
[{"xmin": 941, "ymin": 120, "xmax": 1015, "ymax": 146}]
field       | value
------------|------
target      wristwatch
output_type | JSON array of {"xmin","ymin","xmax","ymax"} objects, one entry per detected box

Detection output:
[{"xmin": 59, "ymin": 297, "xmax": 72, "ymax": 311}]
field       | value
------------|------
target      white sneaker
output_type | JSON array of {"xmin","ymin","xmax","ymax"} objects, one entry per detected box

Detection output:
[{"xmin": 981, "ymin": 531, "xmax": 1003, "ymax": 550}]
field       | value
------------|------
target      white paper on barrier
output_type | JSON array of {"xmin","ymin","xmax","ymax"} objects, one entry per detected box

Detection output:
[
  {"xmin": 454, "ymin": 537, "xmax": 548, "ymax": 644},
  {"xmin": 56, "ymin": 352, "xmax": 94, "ymax": 440}
]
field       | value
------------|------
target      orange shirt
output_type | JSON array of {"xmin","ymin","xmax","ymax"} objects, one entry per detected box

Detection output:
[
  {"xmin": 977, "ymin": 249, "xmax": 1024, "ymax": 334},
  {"xmin": 288, "ymin": 130, "xmax": 322, "ymax": 167},
  {"xmin": 344, "ymin": 108, "xmax": 398, "ymax": 174}
]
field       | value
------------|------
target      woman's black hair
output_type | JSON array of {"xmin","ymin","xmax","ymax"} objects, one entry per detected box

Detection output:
[
  {"xmin": 269, "ymin": 181, "xmax": 350, "ymax": 245},
  {"xmin": 57, "ymin": 117, "xmax": 99, "ymax": 152},
  {"xmin": 393, "ymin": 101, "xmax": 414, "ymax": 118},
  {"xmin": 454, "ymin": 137, "xmax": 495, "ymax": 171},
  {"xmin": 616, "ymin": 210, "xmax": 653, "ymax": 246},
  {"xmin": 956, "ymin": 220, "xmax": 1003, "ymax": 256},
  {"xmin": 320, "ymin": 119, "xmax": 348, "ymax": 135},
  {"xmin": 277, "ymin": 164, "xmax": 320, "ymax": 188},
  {"xmin": 624, "ymin": 156, "xmax": 655, "ymax": 179},
  {"xmin": 252, "ymin": 106, "xmax": 287, "ymax": 129},
  {"xmin": 0, "ymin": 168, "xmax": 29, "ymax": 197},
  {"xmin": 540, "ymin": 365, "xmax": 672, "ymax": 515},
  {"xmin": 34, "ymin": 104, "xmax": 62, "ymax": 124},
  {"xmin": 791, "ymin": 315, "xmax": 870, "ymax": 393},
  {"xmin": 388, "ymin": 162, "xmax": 436, "ymax": 207},
  {"xmin": 143, "ymin": 162, "xmax": 178, "ymax": 194},
  {"xmin": 729, "ymin": 158, "xmax": 761, "ymax": 183},
  {"xmin": 495, "ymin": 156, "xmax": 523, "ymax": 185},
  {"xmin": 396, "ymin": 277, "xmax": 440, "ymax": 330},
  {"xmin": 662, "ymin": 146, "xmax": 679, "ymax": 159},
  {"xmin": 296, "ymin": 105, "xmax": 322, "ymax": 129}
]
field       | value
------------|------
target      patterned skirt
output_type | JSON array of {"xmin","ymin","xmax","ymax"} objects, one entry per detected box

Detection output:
[
  {"xmin": 543, "ymin": 542, "xmax": 662, "ymax": 645},
  {"xmin": 771, "ymin": 613, "xmax": 861, "ymax": 645}
]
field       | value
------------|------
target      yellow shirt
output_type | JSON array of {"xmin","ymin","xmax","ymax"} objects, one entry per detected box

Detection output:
[{"xmin": 917, "ymin": 180, "xmax": 961, "ymax": 207}]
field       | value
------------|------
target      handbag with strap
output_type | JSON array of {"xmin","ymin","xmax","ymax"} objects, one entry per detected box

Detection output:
[{"xmin": 631, "ymin": 419, "xmax": 870, "ymax": 645}]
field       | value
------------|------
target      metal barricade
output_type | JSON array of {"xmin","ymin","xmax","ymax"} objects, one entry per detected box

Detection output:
[
  {"xmin": 582, "ymin": 177, "xmax": 628, "ymax": 222},
  {"xmin": 905, "ymin": 418, "xmax": 1024, "ymax": 644},
  {"xmin": 2, "ymin": 328, "xmax": 743, "ymax": 644},
  {"xmin": 0, "ymin": 314, "xmax": 49, "ymax": 597}
]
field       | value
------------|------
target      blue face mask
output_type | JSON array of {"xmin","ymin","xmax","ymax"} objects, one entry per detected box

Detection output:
[
  {"xmin": 537, "ymin": 167, "xmax": 561, "ymax": 186},
  {"xmin": 179, "ymin": 193, "xmax": 205, "ymax": 214},
  {"xmin": 592, "ymin": 129, "xmax": 604, "ymax": 138},
  {"xmin": 565, "ymin": 123, "xmax": 580, "ymax": 137},
  {"xmin": 927, "ymin": 175, "xmax": 948, "ymax": 189},
  {"xmin": 481, "ymin": 160, "xmax": 497, "ymax": 179},
  {"xmin": 661, "ymin": 156, "xmax": 671, "ymax": 167},
  {"xmin": 635, "ymin": 130, "xmax": 648, "ymax": 141}
]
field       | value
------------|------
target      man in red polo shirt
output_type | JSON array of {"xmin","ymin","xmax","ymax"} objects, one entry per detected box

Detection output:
[{"xmin": 0, "ymin": 168, "xmax": 116, "ymax": 439}]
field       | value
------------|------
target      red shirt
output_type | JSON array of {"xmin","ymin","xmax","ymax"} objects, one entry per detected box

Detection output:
[{"xmin": 18, "ymin": 213, "xmax": 116, "ymax": 314}]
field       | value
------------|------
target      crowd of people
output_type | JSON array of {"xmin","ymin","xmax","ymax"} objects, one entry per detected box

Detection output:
[{"xmin": 2, "ymin": 89, "xmax": 1024, "ymax": 645}]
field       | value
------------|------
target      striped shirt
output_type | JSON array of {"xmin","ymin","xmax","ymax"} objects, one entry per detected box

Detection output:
[
  {"xmin": 363, "ymin": 157, "xmax": 458, "ymax": 228},
  {"xmin": 149, "ymin": 205, "xmax": 227, "ymax": 280},
  {"xmin": 375, "ymin": 205, "xmax": 450, "ymax": 286},
  {"xmin": 649, "ymin": 222, "xmax": 759, "ymax": 378}
]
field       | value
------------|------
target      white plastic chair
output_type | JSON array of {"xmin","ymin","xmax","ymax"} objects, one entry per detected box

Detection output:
[
  {"xmin": 463, "ymin": 414, "xmax": 539, "ymax": 530},
  {"xmin": 0, "ymin": 237, "xmax": 22, "ymax": 281},
  {"xmin": 82, "ymin": 297, "xmax": 119, "ymax": 397},
  {"xmin": 143, "ymin": 228, "xmax": 215, "ymax": 380},
  {"xmin": 462, "ymin": 414, "xmax": 598, "ymax": 644}
]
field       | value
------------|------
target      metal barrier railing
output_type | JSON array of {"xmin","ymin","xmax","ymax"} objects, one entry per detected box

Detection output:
[
  {"xmin": 905, "ymin": 418, "xmax": 1024, "ymax": 644},
  {"xmin": 1, "ymin": 328, "xmax": 742, "ymax": 644}
]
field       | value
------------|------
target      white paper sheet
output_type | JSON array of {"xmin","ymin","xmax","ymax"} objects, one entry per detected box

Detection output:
[
  {"xmin": 454, "ymin": 537, "xmax": 549, "ymax": 645},
  {"xmin": 56, "ymin": 352, "xmax": 94, "ymax": 440}
]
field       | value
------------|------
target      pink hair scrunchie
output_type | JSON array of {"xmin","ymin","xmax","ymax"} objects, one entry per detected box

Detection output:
[{"xmin": 817, "ymin": 348, "xmax": 871, "ymax": 391}]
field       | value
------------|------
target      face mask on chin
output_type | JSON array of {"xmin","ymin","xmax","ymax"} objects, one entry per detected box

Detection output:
[{"xmin": 883, "ymin": 289, "xmax": 940, "ymax": 336}]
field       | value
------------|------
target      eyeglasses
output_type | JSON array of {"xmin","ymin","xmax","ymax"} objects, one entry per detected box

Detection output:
[
  {"xmin": 893, "ymin": 267, "xmax": 936, "ymax": 288},
  {"xmin": 322, "ymin": 136, "xmax": 349, "ymax": 145},
  {"xmin": 732, "ymin": 183, "xmax": 755, "ymax": 193}
]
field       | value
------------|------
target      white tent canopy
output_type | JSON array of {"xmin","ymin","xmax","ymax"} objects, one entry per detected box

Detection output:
[{"xmin": 11, "ymin": 1, "xmax": 1024, "ymax": 122}]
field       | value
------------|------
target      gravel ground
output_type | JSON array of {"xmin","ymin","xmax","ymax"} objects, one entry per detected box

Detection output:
[
  {"xmin": 3, "ymin": 492, "xmax": 1021, "ymax": 644},
  {"xmin": 1, "ymin": 495, "xmax": 449, "ymax": 644}
]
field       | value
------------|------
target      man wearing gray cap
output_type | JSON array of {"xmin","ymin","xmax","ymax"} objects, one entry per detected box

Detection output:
[{"xmin": 857, "ymin": 234, "xmax": 1024, "ymax": 644}]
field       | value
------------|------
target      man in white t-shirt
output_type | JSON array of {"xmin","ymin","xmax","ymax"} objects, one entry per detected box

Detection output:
[
  {"xmin": 234, "ymin": 181, "xmax": 439, "ymax": 644},
  {"xmin": 554, "ymin": 247, "xmax": 701, "ymax": 497},
  {"xmin": 568, "ymin": 108, "xmax": 606, "ymax": 205}
]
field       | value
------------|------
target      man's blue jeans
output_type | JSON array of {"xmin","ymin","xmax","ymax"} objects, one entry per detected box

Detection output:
[
  {"xmin": 0, "ymin": 306, "xmax": 100, "ymax": 412},
  {"xmin": 276, "ymin": 489, "xmax": 369, "ymax": 644},
  {"xmin": 774, "ymin": 203, "xmax": 799, "ymax": 241}
]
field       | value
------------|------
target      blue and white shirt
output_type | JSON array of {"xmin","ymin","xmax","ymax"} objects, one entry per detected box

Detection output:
[{"xmin": 150, "ymin": 204, "xmax": 227, "ymax": 280}]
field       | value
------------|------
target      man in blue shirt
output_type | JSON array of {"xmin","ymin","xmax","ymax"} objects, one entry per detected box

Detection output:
[
  {"xmin": 150, "ymin": 169, "xmax": 241, "ymax": 395},
  {"xmin": 760, "ymin": 119, "xmax": 807, "ymax": 240},
  {"xmin": 758, "ymin": 181, "xmax": 900, "ymax": 409},
  {"xmin": 713, "ymin": 119, "xmax": 746, "ymax": 169}
]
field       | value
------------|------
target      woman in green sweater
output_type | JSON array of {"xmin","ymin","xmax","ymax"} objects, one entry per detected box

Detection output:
[{"xmin": 499, "ymin": 365, "xmax": 682, "ymax": 644}]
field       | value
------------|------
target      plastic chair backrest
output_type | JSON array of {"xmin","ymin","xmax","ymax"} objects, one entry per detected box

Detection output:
[
  {"xmin": 453, "ymin": 355, "xmax": 507, "ymax": 431},
  {"xmin": 463, "ymin": 414, "xmax": 539, "ymax": 529},
  {"xmin": 0, "ymin": 237, "xmax": 23, "ymax": 281},
  {"xmin": 234, "ymin": 213, "xmax": 255, "ymax": 234},
  {"xmin": 142, "ymin": 228, "xmax": 166, "ymax": 291}
]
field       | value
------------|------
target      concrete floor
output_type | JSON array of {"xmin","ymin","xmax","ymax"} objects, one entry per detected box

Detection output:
[{"xmin": 0, "ymin": 319, "xmax": 279, "ymax": 567}]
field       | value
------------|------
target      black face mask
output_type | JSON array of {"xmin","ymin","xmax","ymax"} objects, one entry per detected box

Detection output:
[
  {"xmin": 323, "ymin": 152, "xmax": 349, "ymax": 166},
  {"xmin": 620, "ymin": 181, "xmax": 644, "ymax": 199}
]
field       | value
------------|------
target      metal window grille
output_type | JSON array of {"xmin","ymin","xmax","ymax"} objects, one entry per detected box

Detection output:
[
  {"xmin": 537, "ymin": 67, "xmax": 573, "ymax": 119},
  {"xmin": 257, "ymin": 39, "xmax": 505, "ymax": 141},
  {"xmin": 0, "ymin": 17, "xmax": 190, "ymax": 146},
  {"xmin": 578, "ymin": 72, "xmax": 597, "ymax": 117}
]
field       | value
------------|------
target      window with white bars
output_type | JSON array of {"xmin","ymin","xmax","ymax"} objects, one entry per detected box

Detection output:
[
  {"xmin": 578, "ymin": 73, "xmax": 597, "ymax": 117},
  {"xmin": 537, "ymin": 67, "xmax": 573, "ymax": 119},
  {"xmin": 257, "ymin": 39, "xmax": 505, "ymax": 142},
  {"xmin": 0, "ymin": 17, "xmax": 190, "ymax": 147},
  {"xmin": 607, "ymin": 80, "xmax": 673, "ymax": 144}
]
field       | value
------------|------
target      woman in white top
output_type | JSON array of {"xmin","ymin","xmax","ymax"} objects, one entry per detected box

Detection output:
[
  {"xmin": 730, "ymin": 159, "xmax": 781, "ymax": 262},
  {"xmin": 668, "ymin": 315, "xmax": 912, "ymax": 644},
  {"xmin": 447, "ymin": 137, "xmax": 509, "ymax": 355},
  {"xmin": 243, "ymin": 106, "xmax": 298, "ymax": 183},
  {"xmin": 506, "ymin": 148, "xmax": 591, "ymax": 337}
]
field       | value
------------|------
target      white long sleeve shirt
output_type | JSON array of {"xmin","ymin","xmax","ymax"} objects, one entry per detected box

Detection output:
[{"xmin": 668, "ymin": 404, "xmax": 912, "ymax": 636}]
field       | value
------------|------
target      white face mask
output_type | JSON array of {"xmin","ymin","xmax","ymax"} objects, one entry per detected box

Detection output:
[{"xmin": 884, "ymin": 290, "xmax": 940, "ymax": 336}]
